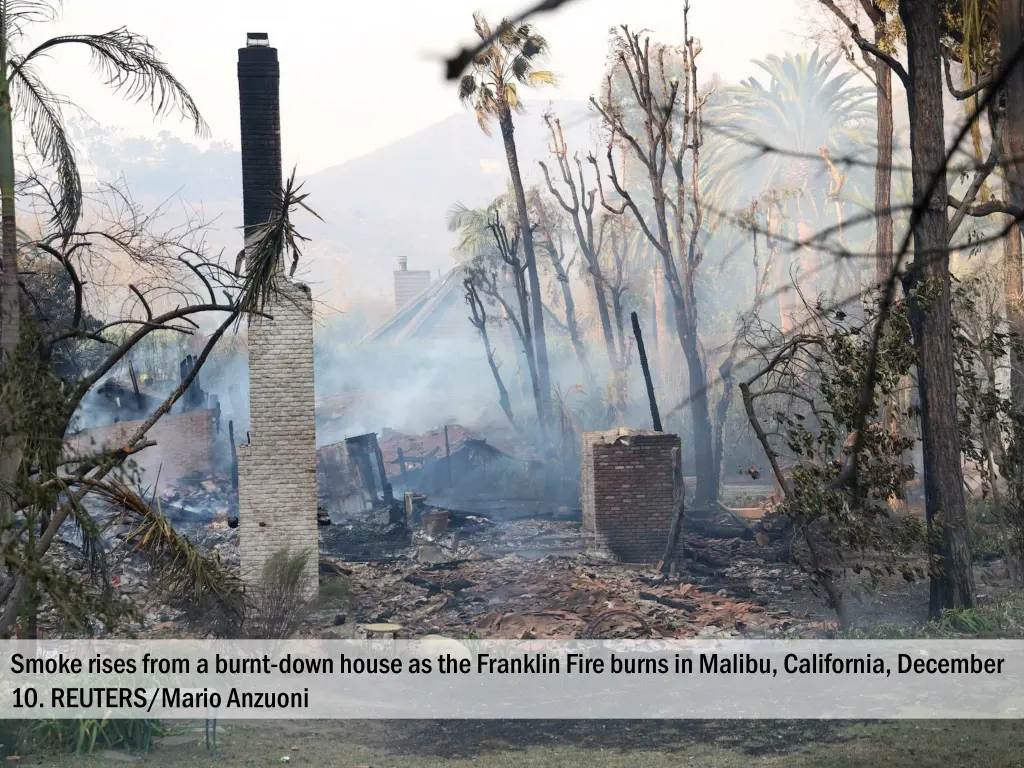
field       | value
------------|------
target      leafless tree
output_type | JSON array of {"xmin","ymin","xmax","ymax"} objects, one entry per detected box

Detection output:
[
  {"xmin": 0, "ymin": 167, "xmax": 309, "ymax": 637},
  {"xmin": 590, "ymin": 7, "xmax": 719, "ymax": 506},
  {"xmin": 539, "ymin": 113, "xmax": 619, "ymax": 373},
  {"xmin": 531, "ymin": 188, "xmax": 594, "ymax": 389},
  {"xmin": 464, "ymin": 273, "xmax": 520, "ymax": 432}
]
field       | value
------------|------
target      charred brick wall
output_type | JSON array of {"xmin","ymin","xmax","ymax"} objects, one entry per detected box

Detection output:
[
  {"xmin": 64, "ymin": 410, "xmax": 215, "ymax": 487},
  {"xmin": 581, "ymin": 429, "xmax": 680, "ymax": 563}
]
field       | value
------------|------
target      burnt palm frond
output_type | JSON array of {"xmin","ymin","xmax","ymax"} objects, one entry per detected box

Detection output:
[
  {"xmin": 0, "ymin": 1, "xmax": 60, "ymax": 41},
  {"xmin": 459, "ymin": 12, "xmax": 554, "ymax": 131},
  {"xmin": 53, "ymin": 477, "xmax": 106, "ymax": 574},
  {"xmin": 458, "ymin": 74, "xmax": 477, "ymax": 102},
  {"xmin": 446, "ymin": 0, "xmax": 572, "ymax": 80},
  {"xmin": 85, "ymin": 476, "xmax": 243, "ymax": 637},
  {"xmin": 9, "ymin": 60, "xmax": 80, "ymax": 232},
  {"xmin": 234, "ymin": 167, "xmax": 322, "ymax": 322},
  {"xmin": 18, "ymin": 26, "xmax": 209, "ymax": 138}
]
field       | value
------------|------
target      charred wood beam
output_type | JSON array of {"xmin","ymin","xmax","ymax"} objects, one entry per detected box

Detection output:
[
  {"xmin": 657, "ymin": 447, "xmax": 685, "ymax": 576},
  {"xmin": 631, "ymin": 311, "xmax": 662, "ymax": 431},
  {"xmin": 228, "ymin": 420, "xmax": 239, "ymax": 493},
  {"xmin": 127, "ymin": 360, "xmax": 143, "ymax": 410}
]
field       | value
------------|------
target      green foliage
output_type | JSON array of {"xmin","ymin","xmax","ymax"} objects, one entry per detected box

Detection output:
[
  {"xmin": 743, "ymin": 290, "xmax": 926, "ymax": 609},
  {"xmin": 966, "ymin": 499, "xmax": 1004, "ymax": 562},
  {"xmin": 243, "ymin": 548, "xmax": 316, "ymax": 640},
  {"xmin": 18, "ymin": 245, "xmax": 106, "ymax": 382},
  {"xmin": 846, "ymin": 595, "xmax": 1024, "ymax": 639},
  {"xmin": 702, "ymin": 49, "xmax": 875, "ymax": 231},
  {"xmin": 951, "ymin": 271, "xmax": 1024, "ymax": 576},
  {"xmin": 25, "ymin": 717, "xmax": 160, "ymax": 755},
  {"xmin": 0, "ymin": 314, "xmax": 139, "ymax": 638}
]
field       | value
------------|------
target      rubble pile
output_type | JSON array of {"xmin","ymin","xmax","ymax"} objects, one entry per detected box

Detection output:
[
  {"xmin": 158, "ymin": 471, "xmax": 236, "ymax": 521},
  {"xmin": 328, "ymin": 552, "xmax": 810, "ymax": 639},
  {"xmin": 35, "ymin": 468, "xmax": 833, "ymax": 640},
  {"xmin": 310, "ymin": 512, "xmax": 822, "ymax": 639},
  {"xmin": 377, "ymin": 425, "xmax": 480, "ymax": 466}
]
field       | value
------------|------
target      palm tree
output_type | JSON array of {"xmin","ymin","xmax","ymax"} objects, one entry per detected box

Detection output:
[
  {"xmin": 0, "ymin": 2, "xmax": 206, "ymax": 594},
  {"xmin": 702, "ymin": 50, "xmax": 874, "ymax": 312},
  {"xmin": 457, "ymin": 11, "xmax": 555, "ymax": 433},
  {"xmin": 0, "ymin": 2, "xmax": 208, "ymax": 366}
]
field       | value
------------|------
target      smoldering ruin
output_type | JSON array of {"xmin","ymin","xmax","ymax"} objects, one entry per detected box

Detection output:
[{"xmin": 40, "ymin": 12, "xmax": 1021, "ymax": 654}]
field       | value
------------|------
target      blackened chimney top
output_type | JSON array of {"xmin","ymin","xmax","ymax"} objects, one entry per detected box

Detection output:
[{"xmin": 246, "ymin": 32, "xmax": 270, "ymax": 47}]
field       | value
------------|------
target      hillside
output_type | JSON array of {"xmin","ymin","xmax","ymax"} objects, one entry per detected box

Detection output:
[{"xmin": 78, "ymin": 99, "xmax": 598, "ymax": 303}]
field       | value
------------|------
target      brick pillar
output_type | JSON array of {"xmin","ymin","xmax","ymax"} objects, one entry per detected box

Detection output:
[
  {"xmin": 236, "ymin": 34, "xmax": 318, "ymax": 597},
  {"xmin": 581, "ymin": 428, "xmax": 681, "ymax": 563},
  {"xmin": 237, "ymin": 280, "xmax": 319, "ymax": 596}
]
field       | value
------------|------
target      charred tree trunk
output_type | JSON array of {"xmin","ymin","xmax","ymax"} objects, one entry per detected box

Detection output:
[
  {"xmin": 535, "ymin": 205, "xmax": 594, "ymax": 388},
  {"xmin": 556, "ymin": 272, "xmax": 593, "ymax": 386},
  {"xmin": 872, "ymin": 12, "xmax": 908, "ymax": 513},
  {"xmin": 465, "ymin": 277, "xmax": 520, "ymax": 433},
  {"xmin": 713, "ymin": 356, "xmax": 735, "ymax": 496},
  {"xmin": 652, "ymin": 260, "xmax": 669, "ymax": 394},
  {"xmin": 1000, "ymin": 0, "xmax": 1024, "ymax": 412},
  {"xmin": 672, "ymin": 302, "xmax": 718, "ymax": 507},
  {"xmin": 498, "ymin": 107, "xmax": 551, "ymax": 433},
  {"xmin": 873, "ymin": 21, "xmax": 896, "ymax": 287},
  {"xmin": 1004, "ymin": 169, "xmax": 1024, "ymax": 410},
  {"xmin": 590, "ymin": 267, "xmax": 618, "ymax": 370},
  {"xmin": 901, "ymin": 0, "xmax": 976, "ymax": 616}
]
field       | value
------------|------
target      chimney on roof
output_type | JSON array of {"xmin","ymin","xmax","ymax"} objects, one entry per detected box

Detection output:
[{"xmin": 393, "ymin": 257, "xmax": 431, "ymax": 314}]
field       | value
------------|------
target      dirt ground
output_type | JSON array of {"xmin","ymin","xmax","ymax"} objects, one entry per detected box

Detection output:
[{"xmin": 34, "ymin": 719, "xmax": 1024, "ymax": 767}]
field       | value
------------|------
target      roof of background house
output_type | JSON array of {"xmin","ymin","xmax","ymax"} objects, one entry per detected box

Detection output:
[{"xmin": 359, "ymin": 264, "xmax": 468, "ymax": 345}]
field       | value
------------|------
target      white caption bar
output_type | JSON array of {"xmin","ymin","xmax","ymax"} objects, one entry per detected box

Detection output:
[{"xmin": 1, "ymin": 639, "xmax": 1022, "ymax": 719}]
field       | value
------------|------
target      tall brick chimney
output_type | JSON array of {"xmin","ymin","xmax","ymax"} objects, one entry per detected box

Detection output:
[
  {"xmin": 235, "ymin": 33, "xmax": 319, "ymax": 600},
  {"xmin": 237, "ymin": 32, "xmax": 282, "ymax": 244}
]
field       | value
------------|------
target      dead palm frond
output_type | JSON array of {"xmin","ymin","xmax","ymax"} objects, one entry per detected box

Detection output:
[
  {"xmin": 4, "ymin": 8, "xmax": 208, "ymax": 233},
  {"xmin": 84, "ymin": 476, "xmax": 243, "ymax": 637},
  {"xmin": 234, "ymin": 167, "xmax": 322, "ymax": 323}
]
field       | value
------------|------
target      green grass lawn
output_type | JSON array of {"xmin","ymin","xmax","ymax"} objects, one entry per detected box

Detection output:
[{"xmin": 30, "ymin": 719, "xmax": 1024, "ymax": 768}]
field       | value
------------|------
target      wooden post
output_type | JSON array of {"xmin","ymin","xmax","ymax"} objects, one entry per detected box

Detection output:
[
  {"xmin": 657, "ymin": 447, "xmax": 685, "ymax": 576},
  {"xmin": 444, "ymin": 425, "xmax": 452, "ymax": 487},
  {"xmin": 631, "ymin": 311, "xmax": 663, "ymax": 431},
  {"xmin": 369, "ymin": 434, "xmax": 394, "ymax": 503},
  {"xmin": 228, "ymin": 420, "xmax": 239, "ymax": 492},
  {"xmin": 128, "ymin": 360, "xmax": 144, "ymax": 410}
]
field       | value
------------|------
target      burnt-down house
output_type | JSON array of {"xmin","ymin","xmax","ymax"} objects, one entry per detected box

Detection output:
[
  {"xmin": 316, "ymin": 433, "xmax": 391, "ymax": 517},
  {"xmin": 381, "ymin": 428, "xmax": 551, "ymax": 517},
  {"xmin": 86, "ymin": 355, "xmax": 218, "ymax": 428}
]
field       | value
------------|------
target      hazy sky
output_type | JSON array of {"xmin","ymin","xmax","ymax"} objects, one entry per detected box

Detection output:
[{"xmin": 35, "ymin": 0, "xmax": 810, "ymax": 175}]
